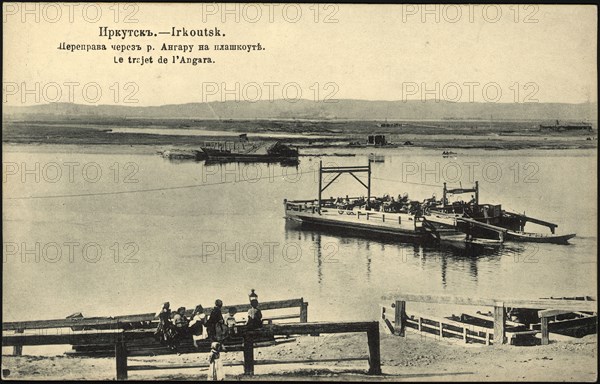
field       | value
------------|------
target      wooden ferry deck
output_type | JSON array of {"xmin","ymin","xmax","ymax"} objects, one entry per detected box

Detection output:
[
  {"xmin": 284, "ymin": 200, "xmax": 430, "ymax": 240},
  {"xmin": 284, "ymin": 163, "xmax": 440, "ymax": 241}
]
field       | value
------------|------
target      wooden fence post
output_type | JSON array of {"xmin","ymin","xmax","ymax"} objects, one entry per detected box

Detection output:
[
  {"xmin": 493, "ymin": 302, "xmax": 506, "ymax": 345},
  {"xmin": 394, "ymin": 301, "xmax": 406, "ymax": 336},
  {"xmin": 243, "ymin": 339, "xmax": 254, "ymax": 375},
  {"xmin": 367, "ymin": 325, "xmax": 382, "ymax": 375},
  {"xmin": 13, "ymin": 329, "xmax": 23, "ymax": 356},
  {"xmin": 540, "ymin": 316, "xmax": 549, "ymax": 345},
  {"xmin": 115, "ymin": 341, "xmax": 128, "ymax": 380},
  {"xmin": 300, "ymin": 301, "xmax": 308, "ymax": 323}
]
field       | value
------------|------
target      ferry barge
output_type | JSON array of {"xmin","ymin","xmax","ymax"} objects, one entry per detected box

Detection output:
[
  {"xmin": 284, "ymin": 163, "xmax": 442, "ymax": 242},
  {"xmin": 284, "ymin": 162, "xmax": 575, "ymax": 245}
]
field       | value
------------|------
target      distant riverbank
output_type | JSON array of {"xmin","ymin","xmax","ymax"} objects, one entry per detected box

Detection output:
[{"xmin": 3, "ymin": 119, "xmax": 597, "ymax": 151}]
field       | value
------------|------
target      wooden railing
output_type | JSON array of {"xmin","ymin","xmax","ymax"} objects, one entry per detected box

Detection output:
[
  {"xmin": 2, "ymin": 298, "xmax": 309, "ymax": 357},
  {"xmin": 381, "ymin": 306, "xmax": 540, "ymax": 345},
  {"xmin": 3, "ymin": 320, "xmax": 381, "ymax": 380},
  {"xmin": 125, "ymin": 321, "xmax": 381, "ymax": 379},
  {"xmin": 3, "ymin": 298, "xmax": 308, "ymax": 332},
  {"xmin": 382, "ymin": 294, "xmax": 596, "ymax": 345},
  {"xmin": 2, "ymin": 298, "xmax": 315, "ymax": 380},
  {"xmin": 285, "ymin": 200, "xmax": 424, "ymax": 229}
]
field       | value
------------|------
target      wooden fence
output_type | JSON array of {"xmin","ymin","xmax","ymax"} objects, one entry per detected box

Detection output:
[
  {"xmin": 125, "ymin": 321, "xmax": 381, "ymax": 379},
  {"xmin": 3, "ymin": 298, "xmax": 308, "ymax": 332},
  {"xmin": 382, "ymin": 294, "xmax": 596, "ymax": 345},
  {"xmin": 3, "ymin": 298, "xmax": 308, "ymax": 357},
  {"xmin": 3, "ymin": 298, "xmax": 382, "ymax": 379}
]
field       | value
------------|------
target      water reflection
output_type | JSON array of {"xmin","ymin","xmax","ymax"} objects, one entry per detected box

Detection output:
[
  {"xmin": 313, "ymin": 232, "xmax": 323, "ymax": 287},
  {"xmin": 284, "ymin": 220, "xmax": 511, "ymax": 289}
]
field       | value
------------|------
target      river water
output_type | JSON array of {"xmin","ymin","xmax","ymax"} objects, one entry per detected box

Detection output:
[{"xmin": 2, "ymin": 145, "xmax": 597, "ymax": 328}]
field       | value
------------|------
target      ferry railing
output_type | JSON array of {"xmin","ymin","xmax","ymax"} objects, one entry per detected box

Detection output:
[{"xmin": 285, "ymin": 199, "xmax": 427, "ymax": 230}]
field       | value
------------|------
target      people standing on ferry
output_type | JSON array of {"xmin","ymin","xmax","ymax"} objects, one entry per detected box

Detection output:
[{"xmin": 469, "ymin": 195, "xmax": 476, "ymax": 205}]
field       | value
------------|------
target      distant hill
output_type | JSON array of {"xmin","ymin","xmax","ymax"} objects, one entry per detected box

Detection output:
[{"xmin": 2, "ymin": 100, "xmax": 597, "ymax": 122}]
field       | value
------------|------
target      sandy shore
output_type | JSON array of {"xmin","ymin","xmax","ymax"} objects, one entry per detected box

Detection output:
[{"xmin": 2, "ymin": 331, "xmax": 596, "ymax": 381}]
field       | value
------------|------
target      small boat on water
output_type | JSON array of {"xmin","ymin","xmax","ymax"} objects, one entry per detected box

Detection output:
[
  {"xmin": 158, "ymin": 148, "xmax": 206, "ymax": 161},
  {"xmin": 202, "ymin": 141, "xmax": 299, "ymax": 164},
  {"xmin": 442, "ymin": 151, "xmax": 457, "ymax": 157},
  {"xmin": 368, "ymin": 153, "xmax": 385, "ymax": 163},
  {"xmin": 333, "ymin": 153, "xmax": 356, "ymax": 157},
  {"xmin": 439, "ymin": 232, "xmax": 503, "ymax": 248},
  {"xmin": 505, "ymin": 230, "xmax": 576, "ymax": 244}
]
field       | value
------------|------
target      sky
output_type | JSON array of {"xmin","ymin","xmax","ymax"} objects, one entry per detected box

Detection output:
[{"xmin": 3, "ymin": 3, "xmax": 598, "ymax": 106}]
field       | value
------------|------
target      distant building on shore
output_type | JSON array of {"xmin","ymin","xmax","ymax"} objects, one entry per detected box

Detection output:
[
  {"xmin": 378, "ymin": 122, "xmax": 403, "ymax": 128},
  {"xmin": 367, "ymin": 135, "xmax": 387, "ymax": 146}
]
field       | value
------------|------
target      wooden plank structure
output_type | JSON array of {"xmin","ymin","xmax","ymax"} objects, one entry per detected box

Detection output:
[
  {"xmin": 317, "ymin": 162, "xmax": 371, "ymax": 214},
  {"xmin": 442, "ymin": 181, "xmax": 479, "ymax": 206},
  {"xmin": 3, "ymin": 322, "xmax": 381, "ymax": 379},
  {"xmin": 3, "ymin": 298, "xmax": 308, "ymax": 332},
  {"xmin": 456, "ymin": 217, "xmax": 507, "ymax": 242},
  {"xmin": 3, "ymin": 298, "xmax": 308, "ymax": 358},
  {"xmin": 2, "ymin": 298, "xmax": 382, "ymax": 379},
  {"xmin": 382, "ymin": 294, "xmax": 596, "ymax": 346},
  {"xmin": 127, "ymin": 356, "xmax": 369, "ymax": 372},
  {"xmin": 503, "ymin": 211, "xmax": 558, "ymax": 234},
  {"xmin": 382, "ymin": 305, "xmax": 501, "ymax": 345},
  {"xmin": 241, "ymin": 321, "xmax": 381, "ymax": 375},
  {"xmin": 127, "ymin": 321, "xmax": 380, "ymax": 378}
]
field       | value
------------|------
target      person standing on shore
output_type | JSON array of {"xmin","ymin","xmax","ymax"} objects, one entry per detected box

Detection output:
[
  {"xmin": 246, "ymin": 299, "xmax": 263, "ymax": 330},
  {"xmin": 189, "ymin": 304, "xmax": 207, "ymax": 348},
  {"xmin": 154, "ymin": 302, "xmax": 174, "ymax": 346},
  {"xmin": 225, "ymin": 307, "xmax": 238, "ymax": 337},
  {"xmin": 206, "ymin": 299, "xmax": 224, "ymax": 341},
  {"xmin": 207, "ymin": 342, "xmax": 224, "ymax": 381}
]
